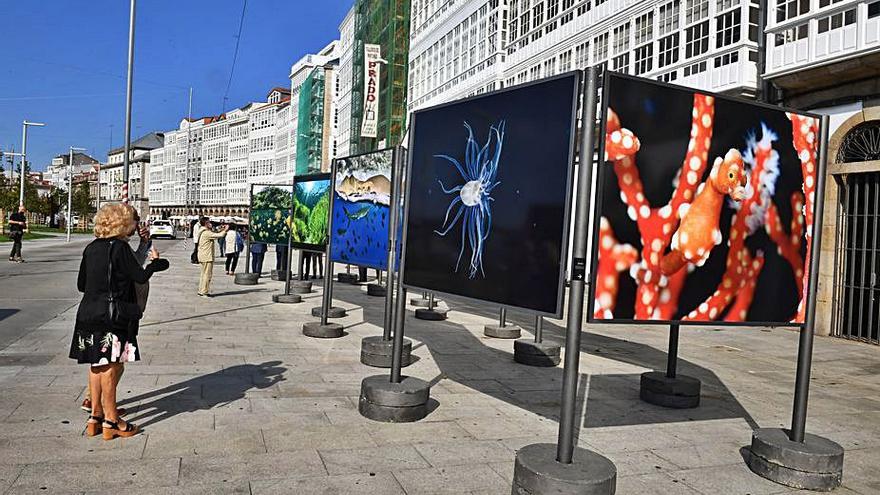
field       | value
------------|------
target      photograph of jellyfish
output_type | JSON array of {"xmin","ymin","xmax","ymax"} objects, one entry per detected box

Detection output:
[
  {"xmin": 402, "ymin": 73, "xmax": 580, "ymax": 316},
  {"xmin": 291, "ymin": 173, "xmax": 331, "ymax": 252},
  {"xmin": 588, "ymin": 72, "xmax": 823, "ymax": 326},
  {"xmin": 249, "ymin": 184, "xmax": 293, "ymax": 245},
  {"xmin": 330, "ymin": 148, "xmax": 395, "ymax": 270}
]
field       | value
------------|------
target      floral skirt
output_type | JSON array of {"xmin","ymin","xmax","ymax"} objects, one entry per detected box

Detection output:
[{"xmin": 69, "ymin": 328, "xmax": 140, "ymax": 366}]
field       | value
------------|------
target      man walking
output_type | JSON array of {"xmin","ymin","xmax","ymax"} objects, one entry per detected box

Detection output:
[
  {"xmin": 196, "ymin": 217, "xmax": 228, "ymax": 297},
  {"xmin": 8, "ymin": 206, "xmax": 27, "ymax": 263}
]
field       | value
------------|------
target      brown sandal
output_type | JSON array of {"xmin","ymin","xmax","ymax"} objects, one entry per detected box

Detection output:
[
  {"xmin": 102, "ymin": 419, "xmax": 140, "ymax": 440},
  {"xmin": 85, "ymin": 415, "xmax": 103, "ymax": 437}
]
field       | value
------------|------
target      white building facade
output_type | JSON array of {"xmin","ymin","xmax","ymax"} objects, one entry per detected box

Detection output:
[{"xmin": 335, "ymin": 7, "xmax": 357, "ymax": 160}]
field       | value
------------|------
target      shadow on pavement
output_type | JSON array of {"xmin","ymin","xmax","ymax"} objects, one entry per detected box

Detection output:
[
  {"xmin": 335, "ymin": 285, "xmax": 758, "ymax": 431},
  {"xmin": 120, "ymin": 361, "xmax": 287, "ymax": 429}
]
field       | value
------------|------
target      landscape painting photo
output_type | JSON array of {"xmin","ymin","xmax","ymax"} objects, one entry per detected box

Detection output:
[
  {"xmin": 589, "ymin": 73, "xmax": 823, "ymax": 326},
  {"xmin": 291, "ymin": 173, "xmax": 331, "ymax": 252},
  {"xmin": 249, "ymin": 184, "xmax": 294, "ymax": 245},
  {"xmin": 330, "ymin": 149, "xmax": 394, "ymax": 270},
  {"xmin": 402, "ymin": 73, "xmax": 580, "ymax": 316}
]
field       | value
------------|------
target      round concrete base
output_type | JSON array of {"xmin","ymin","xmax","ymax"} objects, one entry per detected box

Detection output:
[
  {"xmin": 234, "ymin": 273, "xmax": 259, "ymax": 285},
  {"xmin": 639, "ymin": 371, "xmax": 701, "ymax": 409},
  {"xmin": 484, "ymin": 324, "xmax": 522, "ymax": 339},
  {"xmin": 360, "ymin": 336, "xmax": 412, "ymax": 368},
  {"xmin": 290, "ymin": 281, "xmax": 313, "ymax": 294},
  {"xmin": 302, "ymin": 321, "xmax": 345, "ymax": 339},
  {"xmin": 415, "ymin": 308, "xmax": 448, "ymax": 321},
  {"xmin": 311, "ymin": 306, "xmax": 347, "ymax": 319},
  {"xmin": 366, "ymin": 284, "xmax": 387, "ymax": 297},
  {"xmin": 358, "ymin": 375, "xmax": 430, "ymax": 423},
  {"xmin": 338, "ymin": 273, "xmax": 360, "ymax": 284},
  {"xmin": 512, "ymin": 443, "xmax": 616, "ymax": 495},
  {"xmin": 514, "ymin": 339, "xmax": 561, "ymax": 367},
  {"xmin": 270, "ymin": 270, "xmax": 293, "ymax": 281},
  {"xmin": 272, "ymin": 293, "xmax": 302, "ymax": 304},
  {"xmin": 747, "ymin": 428, "xmax": 843, "ymax": 491},
  {"xmin": 410, "ymin": 297, "xmax": 441, "ymax": 307}
]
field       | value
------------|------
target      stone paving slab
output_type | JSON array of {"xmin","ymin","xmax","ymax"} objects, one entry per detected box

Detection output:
[{"xmin": 0, "ymin": 243, "xmax": 879, "ymax": 493}]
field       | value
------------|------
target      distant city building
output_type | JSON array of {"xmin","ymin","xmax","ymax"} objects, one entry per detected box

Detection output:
[
  {"xmin": 101, "ymin": 132, "xmax": 163, "ymax": 218},
  {"xmin": 45, "ymin": 152, "xmax": 99, "ymax": 190},
  {"xmin": 336, "ymin": 7, "xmax": 357, "ymax": 160}
]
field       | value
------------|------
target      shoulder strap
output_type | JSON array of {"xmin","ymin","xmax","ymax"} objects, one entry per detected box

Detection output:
[{"xmin": 107, "ymin": 241, "xmax": 115, "ymax": 297}]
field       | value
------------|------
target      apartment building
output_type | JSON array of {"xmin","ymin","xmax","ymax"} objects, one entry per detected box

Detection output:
[
  {"xmin": 336, "ymin": 7, "xmax": 357, "ymax": 160},
  {"xmin": 100, "ymin": 132, "xmax": 163, "ymax": 218}
]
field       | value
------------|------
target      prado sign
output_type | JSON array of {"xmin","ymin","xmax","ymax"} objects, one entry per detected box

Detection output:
[{"xmin": 361, "ymin": 44, "xmax": 385, "ymax": 139}]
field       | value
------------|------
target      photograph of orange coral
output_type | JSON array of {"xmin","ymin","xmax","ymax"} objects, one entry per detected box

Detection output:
[{"xmin": 589, "ymin": 72, "xmax": 823, "ymax": 326}]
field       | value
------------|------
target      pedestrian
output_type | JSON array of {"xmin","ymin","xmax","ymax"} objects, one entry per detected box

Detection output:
[
  {"xmin": 218, "ymin": 222, "xmax": 227, "ymax": 257},
  {"xmin": 69, "ymin": 203, "xmax": 169, "ymax": 440},
  {"xmin": 275, "ymin": 243, "xmax": 288, "ymax": 275},
  {"xmin": 80, "ymin": 209, "xmax": 152, "ymax": 414},
  {"xmin": 314, "ymin": 252, "xmax": 324, "ymax": 279},
  {"xmin": 196, "ymin": 217, "xmax": 228, "ymax": 296},
  {"xmin": 8, "ymin": 205, "xmax": 28, "ymax": 263},
  {"xmin": 250, "ymin": 241, "xmax": 267, "ymax": 276},
  {"xmin": 224, "ymin": 224, "xmax": 243, "ymax": 275}
]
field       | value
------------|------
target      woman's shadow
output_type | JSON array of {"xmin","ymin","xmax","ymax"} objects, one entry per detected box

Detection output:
[{"xmin": 119, "ymin": 361, "xmax": 286, "ymax": 429}]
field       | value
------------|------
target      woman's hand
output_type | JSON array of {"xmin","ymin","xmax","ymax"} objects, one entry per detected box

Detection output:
[{"xmin": 149, "ymin": 247, "xmax": 160, "ymax": 260}]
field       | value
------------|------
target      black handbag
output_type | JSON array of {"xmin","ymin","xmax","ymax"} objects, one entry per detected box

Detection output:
[{"xmin": 107, "ymin": 241, "xmax": 143, "ymax": 325}]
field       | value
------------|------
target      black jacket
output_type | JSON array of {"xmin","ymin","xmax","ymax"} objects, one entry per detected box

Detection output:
[{"xmin": 75, "ymin": 238, "xmax": 169, "ymax": 333}]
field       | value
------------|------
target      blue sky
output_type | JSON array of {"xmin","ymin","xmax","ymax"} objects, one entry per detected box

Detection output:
[{"xmin": 0, "ymin": 0, "xmax": 353, "ymax": 172}]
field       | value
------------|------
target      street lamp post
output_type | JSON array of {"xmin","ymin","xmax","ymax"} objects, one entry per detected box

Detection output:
[
  {"xmin": 20, "ymin": 121, "xmax": 46, "ymax": 207},
  {"xmin": 122, "ymin": 0, "xmax": 137, "ymax": 204},
  {"xmin": 68, "ymin": 147, "xmax": 87, "ymax": 242}
]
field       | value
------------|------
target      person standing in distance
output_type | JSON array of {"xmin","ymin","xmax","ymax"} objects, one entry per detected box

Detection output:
[
  {"xmin": 8, "ymin": 205, "xmax": 28, "ymax": 262},
  {"xmin": 196, "ymin": 217, "xmax": 228, "ymax": 297}
]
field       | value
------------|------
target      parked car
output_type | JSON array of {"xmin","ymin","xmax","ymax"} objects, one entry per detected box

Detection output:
[{"xmin": 149, "ymin": 220, "xmax": 176, "ymax": 239}]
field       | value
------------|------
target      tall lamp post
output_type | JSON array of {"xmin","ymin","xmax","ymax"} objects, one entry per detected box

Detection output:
[
  {"xmin": 121, "ymin": 0, "xmax": 137, "ymax": 204},
  {"xmin": 20, "ymin": 121, "xmax": 46, "ymax": 206},
  {"xmin": 67, "ymin": 147, "xmax": 87, "ymax": 242}
]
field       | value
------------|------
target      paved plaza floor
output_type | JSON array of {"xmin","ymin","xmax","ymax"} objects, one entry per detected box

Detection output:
[{"xmin": 0, "ymin": 240, "xmax": 878, "ymax": 494}]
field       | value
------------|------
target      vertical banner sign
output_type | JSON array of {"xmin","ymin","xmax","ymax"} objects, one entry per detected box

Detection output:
[{"xmin": 361, "ymin": 44, "xmax": 385, "ymax": 139}]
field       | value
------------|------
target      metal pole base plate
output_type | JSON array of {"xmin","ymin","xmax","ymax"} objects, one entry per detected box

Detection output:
[
  {"xmin": 302, "ymin": 322, "xmax": 345, "ymax": 339},
  {"xmin": 484, "ymin": 325, "xmax": 522, "ymax": 339},
  {"xmin": 639, "ymin": 371, "xmax": 700, "ymax": 409},
  {"xmin": 410, "ymin": 297, "xmax": 441, "ymax": 307},
  {"xmin": 415, "ymin": 308, "xmax": 448, "ymax": 321},
  {"xmin": 514, "ymin": 339, "xmax": 561, "ymax": 367},
  {"xmin": 360, "ymin": 336, "xmax": 412, "ymax": 368},
  {"xmin": 270, "ymin": 270, "xmax": 293, "ymax": 281},
  {"xmin": 747, "ymin": 428, "xmax": 843, "ymax": 491},
  {"xmin": 233, "ymin": 273, "xmax": 259, "ymax": 286},
  {"xmin": 512, "ymin": 443, "xmax": 616, "ymax": 495},
  {"xmin": 310, "ymin": 306, "xmax": 347, "ymax": 318},
  {"xmin": 358, "ymin": 375, "xmax": 431, "ymax": 423},
  {"xmin": 290, "ymin": 281, "xmax": 313, "ymax": 294},
  {"xmin": 366, "ymin": 284, "xmax": 387, "ymax": 297},
  {"xmin": 338, "ymin": 273, "xmax": 360, "ymax": 284},
  {"xmin": 272, "ymin": 293, "xmax": 302, "ymax": 304}
]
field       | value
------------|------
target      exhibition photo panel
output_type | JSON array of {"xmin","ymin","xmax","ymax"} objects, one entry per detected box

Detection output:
[
  {"xmin": 402, "ymin": 73, "xmax": 580, "ymax": 316},
  {"xmin": 291, "ymin": 173, "xmax": 332, "ymax": 252},
  {"xmin": 589, "ymin": 72, "xmax": 823, "ymax": 326},
  {"xmin": 250, "ymin": 184, "xmax": 295, "ymax": 245},
  {"xmin": 330, "ymin": 148, "xmax": 396, "ymax": 270}
]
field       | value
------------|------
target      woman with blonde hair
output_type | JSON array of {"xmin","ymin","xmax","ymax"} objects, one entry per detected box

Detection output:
[{"xmin": 69, "ymin": 204, "xmax": 169, "ymax": 440}]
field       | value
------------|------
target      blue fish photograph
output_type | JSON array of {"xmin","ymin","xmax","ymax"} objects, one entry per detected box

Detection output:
[{"xmin": 330, "ymin": 148, "xmax": 395, "ymax": 270}]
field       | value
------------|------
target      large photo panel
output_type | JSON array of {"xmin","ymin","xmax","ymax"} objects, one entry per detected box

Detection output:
[
  {"xmin": 291, "ymin": 173, "xmax": 331, "ymax": 252},
  {"xmin": 330, "ymin": 148, "xmax": 395, "ymax": 270},
  {"xmin": 589, "ymin": 72, "xmax": 823, "ymax": 326},
  {"xmin": 402, "ymin": 73, "xmax": 580, "ymax": 316},
  {"xmin": 250, "ymin": 184, "xmax": 294, "ymax": 245}
]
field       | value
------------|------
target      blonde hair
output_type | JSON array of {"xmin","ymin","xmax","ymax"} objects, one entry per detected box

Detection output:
[{"xmin": 94, "ymin": 203, "xmax": 135, "ymax": 239}]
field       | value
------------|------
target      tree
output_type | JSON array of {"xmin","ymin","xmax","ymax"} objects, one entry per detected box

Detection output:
[{"xmin": 72, "ymin": 182, "xmax": 95, "ymax": 222}]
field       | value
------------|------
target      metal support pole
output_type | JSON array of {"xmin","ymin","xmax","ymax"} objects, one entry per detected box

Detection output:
[
  {"xmin": 121, "ymin": 0, "xmax": 136, "ymax": 204},
  {"xmin": 790, "ymin": 115, "xmax": 830, "ymax": 443},
  {"xmin": 391, "ymin": 149, "xmax": 412, "ymax": 385},
  {"xmin": 19, "ymin": 125, "xmax": 27, "ymax": 207},
  {"xmin": 557, "ymin": 67, "xmax": 597, "ymax": 465},
  {"xmin": 320, "ymin": 179, "xmax": 338, "ymax": 324},
  {"xmin": 666, "ymin": 323, "xmax": 680, "ymax": 378},
  {"xmin": 499, "ymin": 308, "xmax": 507, "ymax": 328},
  {"xmin": 284, "ymin": 179, "xmax": 295, "ymax": 295},
  {"xmin": 383, "ymin": 148, "xmax": 404, "ymax": 341},
  {"xmin": 535, "ymin": 315, "xmax": 544, "ymax": 343},
  {"xmin": 428, "ymin": 293, "xmax": 435, "ymax": 311},
  {"xmin": 67, "ymin": 148, "xmax": 73, "ymax": 242}
]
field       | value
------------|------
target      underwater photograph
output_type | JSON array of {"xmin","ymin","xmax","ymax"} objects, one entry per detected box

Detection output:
[
  {"xmin": 330, "ymin": 148, "xmax": 394, "ymax": 270},
  {"xmin": 291, "ymin": 173, "xmax": 331, "ymax": 252},
  {"xmin": 589, "ymin": 73, "xmax": 822, "ymax": 326},
  {"xmin": 249, "ymin": 184, "xmax": 294, "ymax": 245}
]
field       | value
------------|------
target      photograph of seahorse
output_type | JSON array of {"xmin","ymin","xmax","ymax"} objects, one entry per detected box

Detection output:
[
  {"xmin": 402, "ymin": 73, "xmax": 580, "ymax": 316},
  {"xmin": 330, "ymin": 148, "xmax": 395, "ymax": 270},
  {"xmin": 589, "ymin": 73, "xmax": 822, "ymax": 326}
]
